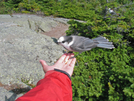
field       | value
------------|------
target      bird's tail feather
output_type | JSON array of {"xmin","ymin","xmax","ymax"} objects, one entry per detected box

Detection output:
[
  {"xmin": 93, "ymin": 36, "xmax": 115, "ymax": 49},
  {"xmin": 97, "ymin": 43, "xmax": 115, "ymax": 49},
  {"xmin": 93, "ymin": 36, "xmax": 108, "ymax": 42},
  {"xmin": 98, "ymin": 42, "xmax": 113, "ymax": 45}
]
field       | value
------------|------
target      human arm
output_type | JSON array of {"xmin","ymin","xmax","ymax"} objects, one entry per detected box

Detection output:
[{"xmin": 15, "ymin": 53, "xmax": 76, "ymax": 101}]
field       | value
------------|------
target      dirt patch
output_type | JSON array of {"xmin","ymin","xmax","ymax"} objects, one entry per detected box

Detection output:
[{"xmin": 41, "ymin": 23, "xmax": 69, "ymax": 38}]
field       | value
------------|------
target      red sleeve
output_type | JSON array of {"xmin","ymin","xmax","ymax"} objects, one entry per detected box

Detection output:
[{"xmin": 16, "ymin": 70, "xmax": 72, "ymax": 101}]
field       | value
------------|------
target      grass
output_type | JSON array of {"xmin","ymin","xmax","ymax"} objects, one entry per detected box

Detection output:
[{"xmin": 0, "ymin": 1, "xmax": 8, "ymax": 14}]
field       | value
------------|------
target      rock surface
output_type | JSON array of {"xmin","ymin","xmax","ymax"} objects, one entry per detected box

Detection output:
[{"xmin": 0, "ymin": 14, "xmax": 69, "ymax": 100}]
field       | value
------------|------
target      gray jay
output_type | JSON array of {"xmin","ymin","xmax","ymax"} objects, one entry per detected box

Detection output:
[
  {"xmin": 57, "ymin": 35, "xmax": 115, "ymax": 57},
  {"xmin": 108, "ymin": 8, "xmax": 119, "ymax": 16}
]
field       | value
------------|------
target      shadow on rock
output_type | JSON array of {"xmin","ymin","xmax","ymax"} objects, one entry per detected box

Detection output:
[
  {"xmin": 11, "ymin": 87, "xmax": 31, "ymax": 94},
  {"xmin": 51, "ymin": 37, "xmax": 58, "ymax": 44},
  {"xmin": 5, "ymin": 87, "xmax": 31, "ymax": 101}
]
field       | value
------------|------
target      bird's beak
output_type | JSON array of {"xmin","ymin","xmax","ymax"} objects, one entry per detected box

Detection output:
[{"xmin": 57, "ymin": 40, "xmax": 60, "ymax": 44}]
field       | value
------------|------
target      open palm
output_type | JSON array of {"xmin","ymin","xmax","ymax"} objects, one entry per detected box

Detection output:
[{"xmin": 40, "ymin": 53, "xmax": 76, "ymax": 76}]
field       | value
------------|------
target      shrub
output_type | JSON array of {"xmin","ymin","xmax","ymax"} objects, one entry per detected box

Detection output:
[
  {"xmin": 18, "ymin": 0, "xmax": 42, "ymax": 13},
  {"xmin": 66, "ymin": 2, "xmax": 134, "ymax": 100},
  {"xmin": 0, "ymin": 1, "xmax": 8, "ymax": 14}
]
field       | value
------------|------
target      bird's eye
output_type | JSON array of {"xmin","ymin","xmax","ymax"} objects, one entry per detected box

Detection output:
[{"xmin": 62, "ymin": 41, "xmax": 65, "ymax": 43}]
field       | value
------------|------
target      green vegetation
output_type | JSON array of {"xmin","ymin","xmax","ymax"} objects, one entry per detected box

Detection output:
[
  {"xmin": 1, "ymin": 0, "xmax": 134, "ymax": 100},
  {"xmin": 0, "ymin": 0, "xmax": 8, "ymax": 14},
  {"xmin": 66, "ymin": 1, "xmax": 134, "ymax": 100},
  {"xmin": 21, "ymin": 78, "xmax": 36, "ymax": 88}
]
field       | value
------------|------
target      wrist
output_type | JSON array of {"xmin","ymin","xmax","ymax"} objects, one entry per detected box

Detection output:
[{"xmin": 54, "ymin": 69, "xmax": 71, "ymax": 80}]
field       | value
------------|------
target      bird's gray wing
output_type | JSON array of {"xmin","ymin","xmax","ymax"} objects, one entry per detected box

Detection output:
[{"xmin": 70, "ymin": 36, "xmax": 98, "ymax": 53}]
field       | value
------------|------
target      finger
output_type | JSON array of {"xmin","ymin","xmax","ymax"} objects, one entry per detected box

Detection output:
[
  {"xmin": 56, "ymin": 53, "xmax": 67, "ymax": 64},
  {"xmin": 69, "ymin": 58, "xmax": 76, "ymax": 68},
  {"xmin": 40, "ymin": 60, "xmax": 48, "ymax": 72},
  {"xmin": 64, "ymin": 53, "xmax": 70, "ymax": 64},
  {"xmin": 40, "ymin": 60, "xmax": 48, "ymax": 66},
  {"xmin": 67, "ymin": 53, "xmax": 74, "ymax": 65}
]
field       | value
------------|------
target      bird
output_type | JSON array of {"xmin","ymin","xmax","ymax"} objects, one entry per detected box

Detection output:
[
  {"xmin": 57, "ymin": 35, "xmax": 115, "ymax": 58},
  {"xmin": 108, "ymin": 8, "xmax": 119, "ymax": 16}
]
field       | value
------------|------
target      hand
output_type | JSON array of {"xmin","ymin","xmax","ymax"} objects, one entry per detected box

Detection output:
[{"xmin": 40, "ymin": 53, "xmax": 76, "ymax": 76}]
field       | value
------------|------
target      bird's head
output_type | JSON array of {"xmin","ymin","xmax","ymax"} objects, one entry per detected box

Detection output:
[
  {"xmin": 57, "ymin": 36, "xmax": 68, "ymax": 46},
  {"xmin": 57, "ymin": 36, "xmax": 73, "ymax": 48}
]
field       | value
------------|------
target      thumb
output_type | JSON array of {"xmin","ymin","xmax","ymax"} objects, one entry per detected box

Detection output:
[
  {"xmin": 40, "ymin": 60, "xmax": 48, "ymax": 72},
  {"xmin": 40, "ymin": 60, "xmax": 48, "ymax": 66}
]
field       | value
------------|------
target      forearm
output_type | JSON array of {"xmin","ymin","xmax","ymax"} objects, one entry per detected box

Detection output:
[{"xmin": 16, "ymin": 70, "xmax": 72, "ymax": 101}]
